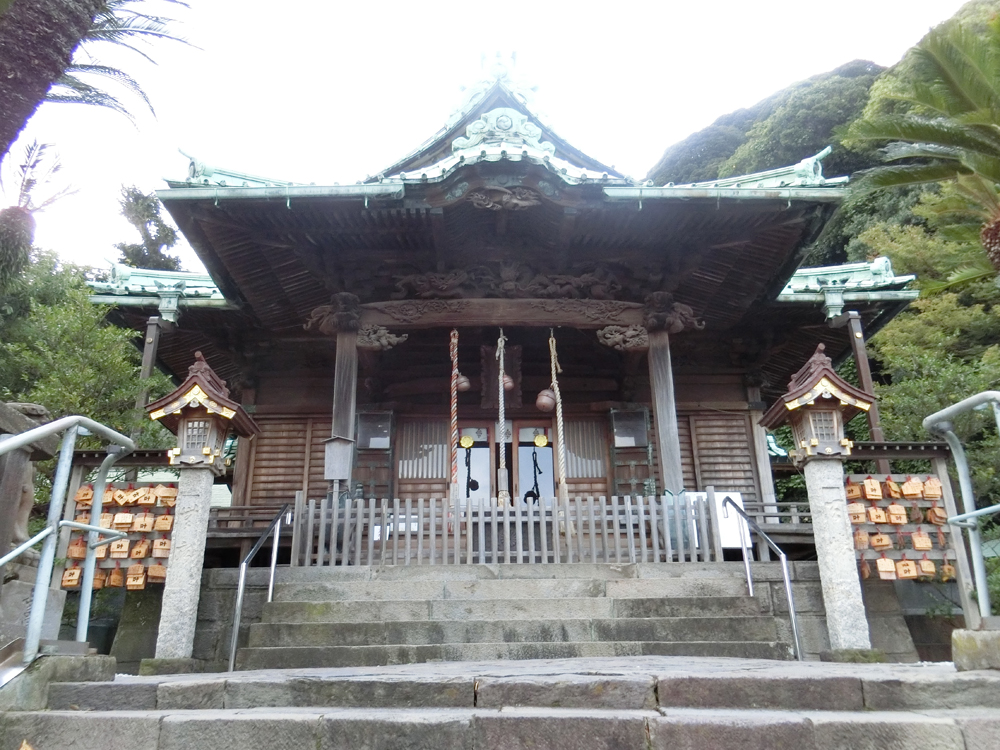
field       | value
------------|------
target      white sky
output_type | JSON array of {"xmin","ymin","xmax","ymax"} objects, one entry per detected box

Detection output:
[{"xmin": 3, "ymin": 0, "xmax": 972, "ymax": 272}]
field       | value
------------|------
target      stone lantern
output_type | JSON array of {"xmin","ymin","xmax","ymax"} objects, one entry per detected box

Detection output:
[
  {"xmin": 148, "ymin": 352, "xmax": 259, "ymax": 472},
  {"xmin": 760, "ymin": 343, "xmax": 875, "ymax": 654},
  {"xmin": 145, "ymin": 352, "xmax": 258, "ymax": 663},
  {"xmin": 761, "ymin": 343, "xmax": 873, "ymax": 465}
]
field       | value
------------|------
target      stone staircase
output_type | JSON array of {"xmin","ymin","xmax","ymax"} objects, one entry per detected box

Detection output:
[
  {"xmin": 236, "ymin": 562, "xmax": 797, "ymax": 669},
  {"xmin": 5, "ymin": 654, "xmax": 1000, "ymax": 748}
]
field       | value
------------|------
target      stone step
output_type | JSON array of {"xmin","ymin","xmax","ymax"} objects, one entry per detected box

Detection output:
[
  {"xmin": 247, "ymin": 616, "xmax": 780, "ymax": 648},
  {"xmin": 45, "ymin": 657, "xmax": 1000, "ymax": 714},
  {"xmin": 236, "ymin": 640, "xmax": 793, "ymax": 669},
  {"xmin": 262, "ymin": 560, "xmax": 806, "ymax": 584},
  {"xmin": 7, "ymin": 705, "xmax": 990, "ymax": 750},
  {"xmin": 272, "ymin": 576, "xmax": 751, "ymax": 602},
  {"xmin": 260, "ymin": 594, "xmax": 772, "ymax": 623}
]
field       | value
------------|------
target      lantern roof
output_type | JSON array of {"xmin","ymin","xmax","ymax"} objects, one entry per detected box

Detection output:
[
  {"xmin": 146, "ymin": 352, "xmax": 259, "ymax": 437},
  {"xmin": 759, "ymin": 343, "xmax": 874, "ymax": 429}
]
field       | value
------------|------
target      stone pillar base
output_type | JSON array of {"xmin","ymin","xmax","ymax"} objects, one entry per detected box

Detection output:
[
  {"xmin": 154, "ymin": 467, "xmax": 214, "ymax": 659},
  {"xmin": 953, "ymin": 629, "xmax": 1000, "ymax": 671}
]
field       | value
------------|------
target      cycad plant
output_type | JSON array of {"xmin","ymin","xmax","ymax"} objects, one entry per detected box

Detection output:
[
  {"xmin": 47, "ymin": 0, "xmax": 190, "ymax": 119},
  {"xmin": 844, "ymin": 17, "xmax": 1000, "ymax": 288},
  {"xmin": 0, "ymin": 141, "xmax": 73, "ymax": 294}
]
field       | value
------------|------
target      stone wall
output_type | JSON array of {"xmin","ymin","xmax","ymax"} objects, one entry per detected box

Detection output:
[
  {"xmin": 192, "ymin": 568, "xmax": 270, "ymax": 670},
  {"xmin": 766, "ymin": 563, "xmax": 918, "ymax": 661}
]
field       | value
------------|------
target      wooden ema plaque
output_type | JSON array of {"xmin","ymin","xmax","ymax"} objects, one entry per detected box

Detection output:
[
  {"xmin": 152, "ymin": 538, "xmax": 171, "ymax": 558},
  {"xmin": 126, "ymin": 564, "xmax": 146, "ymax": 590},
  {"xmin": 846, "ymin": 474, "xmax": 958, "ymax": 586},
  {"xmin": 847, "ymin": 502, "xmax": 866, "ymax": 525},
  {"xmin": 887, "ymin": 504, "xmax": 907, "ymax": 525},
  {"xmin": 63, "ymin": 481, "xmax": 175, "ymax": 589},
  {"xmin": 876, "ymin": 557, "xmax": 896, "ymax": 580}
]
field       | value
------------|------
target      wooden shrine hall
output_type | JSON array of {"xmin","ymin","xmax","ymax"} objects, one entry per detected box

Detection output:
[{"xmin": 88, "ymin": 72, "xmax": 919, "ymax": 565}]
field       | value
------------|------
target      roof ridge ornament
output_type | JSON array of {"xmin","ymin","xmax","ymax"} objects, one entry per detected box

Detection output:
[
  {"xmin": 674, "ymin": 146, "xmax": 849, "ymax": 190},
  {"xmin": 453, "ymin": 107, "xmax": 555, "ymax": 157}
]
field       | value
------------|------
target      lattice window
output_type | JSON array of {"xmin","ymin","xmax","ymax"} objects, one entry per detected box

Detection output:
[
  {"xmin": 397, "ymin": 421, "xmax": 449, "ymax": 479},
  {"xmin": 809, "ymin": 411, "xmax": 839, "ymax": 442},
  {"xmin": 184, "ymin": 420, "xmax": 209, "ymax": 450},
  {"xmin": 565, "ymin": 420, "xmax": 607, "ymax": 478}
]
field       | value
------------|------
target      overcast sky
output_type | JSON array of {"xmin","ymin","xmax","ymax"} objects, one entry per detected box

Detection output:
[{"xmin": 3, "ymin": 0, "xmax": 972, "ymax": 272}]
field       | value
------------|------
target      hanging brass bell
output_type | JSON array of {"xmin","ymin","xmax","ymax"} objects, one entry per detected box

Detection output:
[
  {"xmin": 502, "ymin": 374, "xmax": 515, "ymax": 391},
  {"xmin": 456, "ymin": 373, "xmax": 471, "ymax": 392}
]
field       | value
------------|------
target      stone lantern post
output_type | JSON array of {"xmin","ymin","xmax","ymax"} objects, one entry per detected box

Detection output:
[
  {"xmin": 760, "ymin": 344, "xmax": 874, "ymax": 652},
  {"xmin": 145, "ymin": 352, "xmax": 258, "ymax": 660}
]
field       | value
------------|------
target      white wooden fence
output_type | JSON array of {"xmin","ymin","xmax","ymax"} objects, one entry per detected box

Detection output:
[{"xmin": 290, "ymin": 493, "xmax": 724, "ymax": 567}]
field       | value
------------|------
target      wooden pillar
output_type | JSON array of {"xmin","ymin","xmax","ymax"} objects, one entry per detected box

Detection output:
[
  {"xmin": 833, "ymin": 312, "xmax": 890, "ymax": 474},
  {"xmin": 230, "ymin": 386, "xmax": 256, "ymax": 507},
  {"xmin": 648, "ymin": 330, "xmax": 684, "ymax": 495},
  {"xmin": 133, "ymin": 316, "xmax": 172, "ymax": 414},
  {"xmin": 748, "ymin": 384, "xmax": 778, "ymax": 560},
  {"xmin": 326, "ymin": 329, "xmax": 358, "ymax": 487}
]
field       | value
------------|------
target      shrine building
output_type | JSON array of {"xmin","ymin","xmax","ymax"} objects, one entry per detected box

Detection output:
[{"xmin": 76, "ymin": 70, "xmax": 971, "ymax": 667}]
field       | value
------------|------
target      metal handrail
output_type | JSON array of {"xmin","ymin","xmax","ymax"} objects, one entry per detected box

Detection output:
[
  {"xmin": 0, "ymin": 417, "xmax": 134, "ymax": 664},
  {"xmin": 948, "ymin": 502, "xmax": 1000, "ymax": 528},
  {"xmin": 922, "ymin": 391, "xmax": 1000, "ymax": 619},
  {"xmin": 227, "ymin": 503, "xmax": 291, "ymax": 672},
  {"xmin": 0, "ymin": 415, "xmax": 133, "ymax": 458},
  {"xmin": 723, "ymin": 495, "xmax": 803, "ymax": 661}
]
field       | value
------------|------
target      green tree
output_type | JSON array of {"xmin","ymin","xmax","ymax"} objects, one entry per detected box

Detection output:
[
  {"xmin": 114, "ymin": 185, "xmax": 181, "ymax": 270},
  {"xmin": 843, "ymin": 16, "xmax": 1000, "ymax": 278},
  {"xmin": 646, "ymin": 61, "xmax": 885, "ymax": 186},
  {"xmin": 719, "ymin": 61, "xmax": 883, "ymax": 179},
  {"xmin": 0, "ymin": 248, "xmax": 172, "ymax": 445}
]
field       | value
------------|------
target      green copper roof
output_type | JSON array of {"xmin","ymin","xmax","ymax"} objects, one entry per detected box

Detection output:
[
  {"xmin": 670, "ymin": 147, "xmax": 848, "ymax": 190},
  {"xmin": 778, "ymin": 256, "xmax": 918, "ymax": 318},
  {"xmin": 781, "ymin": 256, "xmax": 915, "ymax": 293},
  {"xmin": 87, "ymin": 264, "xmax": 235, "ymax": 322},
  {"xmin": 162, "ymin": 62, "xmax": 849, "ymax": 196}
]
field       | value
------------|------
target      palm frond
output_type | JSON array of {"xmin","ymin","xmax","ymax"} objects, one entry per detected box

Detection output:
[
  {"xmin": 922, "ymin": 260, "xmax": 997, "ymax": 294},
  {"xmin": 59, "ymin": 64, "xmax": 154, "ymax": 115},
  {"xmin": 848, "ymin": 115, "xmax": 1000, "ymax": 160},
  {"xmin": 912, "ymin": 23, "xmax": 1000, "ymax": 115},
  {"xmin": 955, "ymin": 173, "xmax": 1000, "ymax": 214},
  {"xmin": 852, "ymin": 163, "xmax": 972, "ymax": 192},
  {"xmin": 0, "ymin": 140, "xmax": 76, "ymax": 213},
  {"xmin": 937, "ymin": 223, "xmax": 985, "ymax": 243},
  {"xmin": 49, "ymin": 0, "xmax": 192, "ymax": 121},
  {"xmin": 46, "ymin": 74, "xmax": 134, "ymax": 119},
  {"xmin": 961, "ymin": 152, "xmax": 1000, "ymax": 186}
]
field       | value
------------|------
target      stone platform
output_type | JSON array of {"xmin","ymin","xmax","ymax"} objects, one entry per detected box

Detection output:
[{"xmin": 4, "ymin": 654, "xmax": 1000, "ymax": 749}]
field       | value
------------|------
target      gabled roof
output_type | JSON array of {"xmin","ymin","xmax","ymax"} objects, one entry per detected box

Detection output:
[
  {"xmin": 368, "ymin": 74, "xmax": 627, "ymax": 185},
  {"xmin": 760, "ymin": 343, "xmax": 874, "ymax": 429},
  {"xmin": 147, "ymin": 351, "xmax": 258, "ymax": 438}
]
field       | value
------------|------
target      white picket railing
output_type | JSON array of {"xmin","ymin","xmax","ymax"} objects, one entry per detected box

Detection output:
[{"xmin": 291, "ymin": 493, "xmax": 724, "ymax": 567}]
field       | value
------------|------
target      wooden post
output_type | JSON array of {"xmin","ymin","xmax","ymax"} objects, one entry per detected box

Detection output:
[
  {"xmin": 131, "ymin": 316, "xmax": 173, "ymax": 437},
  {"xmin": 326, "ymin": 329, "xmax": 359, "ymax": 486},
  {"xmin": 648, "ymin": 330, "xmax": 684, "ymax": 495},
  {"xmin": 831, "ymin": 312, "xmax": 890, "ymax": 474}
]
